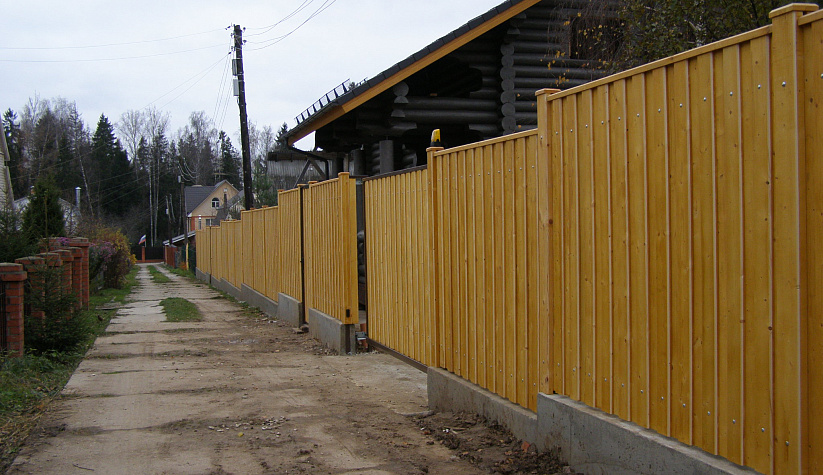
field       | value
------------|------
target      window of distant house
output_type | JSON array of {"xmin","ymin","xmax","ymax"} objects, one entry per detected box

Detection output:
[
  {"xmin": 212, "ymin": 197, "xmax": 220, "ymax": 208},
  {"xmin": 206, "ymin": 219, "xmax": 214, "ymax": 227}
]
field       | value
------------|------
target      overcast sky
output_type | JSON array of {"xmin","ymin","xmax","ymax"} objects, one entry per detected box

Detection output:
[{"xmin": 1, "ymin": 0, "xmax": 505, "ymax": 149}]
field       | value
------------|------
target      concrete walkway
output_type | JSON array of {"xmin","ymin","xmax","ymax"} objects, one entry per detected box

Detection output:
[{"xmin": 9, "ymin": 264, "xmax": 482, "ymax": 474}]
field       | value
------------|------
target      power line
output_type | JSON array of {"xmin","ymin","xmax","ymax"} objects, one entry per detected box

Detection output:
[
  {"xmin": 245, "ymin": 0, "xmax": 338, "ymax": 51},
  {"xmin": 0, "ymin": 27, "xmax": 229, "ymax": 51},
  {"xmin": 0, "ymin": 43, "xmax": 226, "ymax": 63},
  {"xmin": 244, "ymin": 0, "xmax": 314, "ymax": 37}
]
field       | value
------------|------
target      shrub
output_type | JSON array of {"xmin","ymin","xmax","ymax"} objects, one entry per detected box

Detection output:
[
  {"xmin": 23, "ymin": 266, "xmax": 85, "ymax": 355},
  {"xmin": 74, "ymin": 218, "xmax": 134, "ymax": 289}
]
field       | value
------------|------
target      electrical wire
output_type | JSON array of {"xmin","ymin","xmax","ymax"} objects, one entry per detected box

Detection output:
[
  {"xmin": 0, "ymin": 44, "xmax": 226, "ymax": 63},
  {"xmin": 0, "ymin": 27, "xmax": 229, "ymax": 51},
  {"xmin": 245, "ymin": 0, "xmax": 338, "ymax": 51},
  {"xmin": 244, "ymin": 0, "xmax": 314, "ymax": 37}
]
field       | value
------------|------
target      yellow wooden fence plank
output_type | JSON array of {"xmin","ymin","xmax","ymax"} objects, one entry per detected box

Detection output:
[
  {"xmin": 626, "ymin": 73, "xmax": 650, "ymax": 428},
  {"xmin": 592, "ymin": 84, "xmax": 612, "ymax": 413},
  {"xmin": 609, "ymin": 79, "xmax": 630, "ymax": 421},
  {"xmin": 689, "ymin": 51, "xmax": 718, "ymax": 454},
  {"xmin": 667, "ymin": 59, "xmax": 694, "ymax": 445},
  {"xmin": 802, "ymin": 17, "xmax": 823, "ymax": 475}
]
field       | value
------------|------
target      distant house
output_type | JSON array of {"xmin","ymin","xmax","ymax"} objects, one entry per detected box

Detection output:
[
  {"xmin": 13, "ymin": 196, "xmax": 82, "ymax": 234},
  {"xmin": 1, "ymin": 125, "xmax": 12, "ymax": 208},
  {"xmin": 282, "ymin": 0, "xmax": 613, "ymax": 177},
  {"xmin": 184, "ymin": 180, "xmax": 240, "ymax": 232}
]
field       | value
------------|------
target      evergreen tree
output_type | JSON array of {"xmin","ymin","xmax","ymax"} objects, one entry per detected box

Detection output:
[
  {"xmin": 55, "ymin": 132, "xmax": 82, "ymax": 196},
  {"xmin": 91, "ymin": 114, "xmax": 134, "ymax": 217},
  {"xmin": 218, "ymin": 131, "xmax": 241, "ymax": 188},
  {"xmin": 22, "ymin": 174, "xmax": 65, "ymax": 240}
]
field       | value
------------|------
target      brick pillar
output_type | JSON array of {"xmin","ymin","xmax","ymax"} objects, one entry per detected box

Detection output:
[
  {"xmin": 39, "ymin": 253, "xmax": 62, "ymax": 304},
  {"xmin": 1, "ymin": 263, "xmax": 27, "ymax": 357},
  {"xmin": 67, "ymin": 247, "xmax": 83, "ymax": 310},
  {"xmin": 69, "ymin": 238, "xmax": 90, "ymax": 309},
  {"xmin": 54, "ymin": 249, "xmax": 74, "ymax": 300},
  {"xmin": 15, "ymin": 256, "xmax": 46, "ymax": 322}
]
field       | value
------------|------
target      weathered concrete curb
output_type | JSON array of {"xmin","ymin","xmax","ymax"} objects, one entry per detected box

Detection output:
[
  {"xmin": 277, "ymin": 293, "xmax": 303, "ymax": 327},
  {"xmin": 537, "ymin": 394, "xmax": 760, "ymax": 475},
  {"xmin": 213, "ymin": 278, "xmax": 242, "ymax": 301},
  {"xmin": 307, "ymin": 308, "xmax": 355, "ymax": 354},
  {"xmin": 195, "ymin": 268, "xmax": 210, "ymax": 284},
  {"xmin": 427, "ymin": 369, "xmax": 758, "ymax": 475},
  {"xmin": 240, "ymin": 284, "xmax": 278, "ymax": 318},
  {"xmin": 427, "ymin": 368, "xmax": 537, "ymax": 444}
]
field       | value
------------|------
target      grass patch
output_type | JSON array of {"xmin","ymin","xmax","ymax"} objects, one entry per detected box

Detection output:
[
  {"xmin": 0, "ymin": 265, "xmax": 139, "ymax": 471},
  {"xmin": 160, "ymin": 298, "xmax": 202, "ymax": 322},
  {"xmin": 163, "ymin": 265, "xmax": 195, "ymax": 280},
  {"xmin": 147, "ymin": 265, "xmax": 171, "ymax": 284}
]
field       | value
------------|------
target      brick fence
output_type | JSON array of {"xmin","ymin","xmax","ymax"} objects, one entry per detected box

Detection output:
[{"xmin": 0, "ymin": 238, "xmax": 91, "ymax": 357}]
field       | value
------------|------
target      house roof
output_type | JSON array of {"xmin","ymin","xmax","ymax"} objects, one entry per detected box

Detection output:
[
  {"xmin": 283, "ymin": 0, "xmax": 542, "ymax": 145},
  {"xmin": 184, "ymin": 180, "xmax": 237, "ymax": 215}
]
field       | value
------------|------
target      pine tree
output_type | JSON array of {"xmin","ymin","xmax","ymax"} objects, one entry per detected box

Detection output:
[
  {"xmin": 22, "ymin": 174, "xmax": 65, "ymax": 240},
  {"xmin": 91, "ymin": 114, "xmax": 134, "ymax": 217},
  {"xmin": 218, "ymin": 131, "xmax": 241, "ymax": 188}
]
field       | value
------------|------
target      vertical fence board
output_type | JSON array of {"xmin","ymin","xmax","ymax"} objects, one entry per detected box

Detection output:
[
  {"xmin": 802, "ymin": 17, "xmax": 823, "ymax": 475},
  {"xmin": 689, "ymin": 52, "xmax": 718, "ymax": 454},
  {"xmin": 609, "ymin": 80, "xmax": 630, "ymax": 421},
  {"xmin": 668, "ymin": 60, "xmax": 693, "ymax": 445},
  {"xmin": 592, "ymin": 85, "xmax": 612, "ymax": 413}
]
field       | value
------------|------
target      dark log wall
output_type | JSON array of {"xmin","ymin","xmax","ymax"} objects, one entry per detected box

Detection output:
[{"xmin": 316, "ymin": 0, "xmax": 611, "ymax": 175}]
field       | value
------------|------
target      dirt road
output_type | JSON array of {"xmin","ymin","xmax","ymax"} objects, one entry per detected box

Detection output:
[{"xmin": 8, "ymin": 264, "xmax": 562, "ymax": 474}]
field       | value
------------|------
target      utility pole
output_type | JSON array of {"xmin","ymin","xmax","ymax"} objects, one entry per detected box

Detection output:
[{"xmin": 233, "ymin": 25, "xmax": 254, "ymax": 210}]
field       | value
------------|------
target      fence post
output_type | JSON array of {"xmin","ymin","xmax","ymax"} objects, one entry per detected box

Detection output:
[
  {"xmin": 0, "ymin": 263, "xmax": 27, "ymax": 357},
  {"xmin": 535, "ymin": 88, "xmax": 560, "ymax": 398},
  {"xmin": 14, "ymin": 256, "xmax": 46, "ymax": 317},
  {"xmin": 769, "ymin": 4, "xmax": 817, "ymax": 473},
  {"xmin": 69, "ymin": 238, "xmax": 90, "ymax": 309},
  {"xmin": 54, "ymin": 249, "xmax": 74, "ymax": 300},
  {"xmin": 426, "ymin": 145, "xmax": 444, "ymax": 368}
]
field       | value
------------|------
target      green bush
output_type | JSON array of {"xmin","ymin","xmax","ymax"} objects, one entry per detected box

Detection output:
[{"xmin": 23, "ymin": 266, "xmax": 86, "ymax": 355}]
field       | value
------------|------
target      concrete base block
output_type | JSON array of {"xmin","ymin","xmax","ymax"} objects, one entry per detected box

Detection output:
[
  {"xmin": 307, "ymin": 308, "xmax": 355, "ymax": 354},
  {"xmin": 195, "ymin": 268, "xmax": 210, "ymax": 284},
  {"xmin": 427, "ymin": 368, "xmax": 537, "ymax": 444},
  {"xmin": 277, "ymin": 293, "xmax": 303, "ymax": 327},
  {"xmin": 537, "ymin": 394, "xmax": 758, "ymax": 475},
  {"xmin": 240, "ymin": 284, "xmax": 278, "ymax": 318},
  {"xmin": 213, "ymin": 278, "xmax": 242, "ymax": 301}
]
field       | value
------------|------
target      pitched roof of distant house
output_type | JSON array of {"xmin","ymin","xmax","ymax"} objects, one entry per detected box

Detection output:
[
  {"xmin": 283, "ymin": 0, "xmax": 542, "ymax": 145},
  {"xmin": 184, "ymin": 180, "xmax": 238, "ymax": 215}
]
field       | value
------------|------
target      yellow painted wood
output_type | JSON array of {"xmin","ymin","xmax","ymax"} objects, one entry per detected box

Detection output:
[
  {"xmin": 483, "ymin": 144, "xmax": 497, "ymax": 388},
  {"xmin": 769, "ymin": 8, "xmax": 807, "ymax": 473},
  {"xmin": 608, "ymin": 80, "xmax": 630, "ymax": 421},
  {"xmin": 802, "ymin": 18, "xmax": 823, "ymax": 475},
  {"xmin": 739, "ymin": 36, "xmax": 774, "ymax": 472},
  {"xmin": 562, "ymin": 96, "xmax": 580, "ymax": 402},
  {"xmin": 689, "ymin": 51, "xmax": 717, "ymax": 455},
  {"xmin": 645, "ymin": 67, "xmax": 670, "ymax": 437},
  {"xmin": 626, "ymin": 73, "xmax": 650, "ymax": 428},
  {"xmin": 667, "ymin": 59, "xmax": 694, "ymax": 445},
  {"xmin": 716, "ymin": 44, "xmax": 744, "ymax": 465},
  {"xmin": 577, "ymin": 90, "xmax": 595, "ymax": 409},
  {"xmin": 592, "ymin": 84, "xmax": 612, "ymax": 414}
]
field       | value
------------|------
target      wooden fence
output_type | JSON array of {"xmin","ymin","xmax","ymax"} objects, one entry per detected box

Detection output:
[
  {"xmin": 196, "ymin": 175, "xmax": 359, "ymax": 326},
  {"xmin": 364, "ymin": 167, "xmax": 437, "ymax": 367},
  {"xmin": 535, "ymin": 5, "xmax": 821, "ymax": 473},
  {"xmin": 303, "ymin": 173, "xmax": 359, "ymax": 324},
  {"xmin": 196, "ymin": 5, "xmax": 821, "ymax": 473}
]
